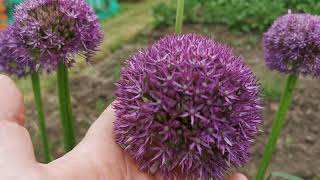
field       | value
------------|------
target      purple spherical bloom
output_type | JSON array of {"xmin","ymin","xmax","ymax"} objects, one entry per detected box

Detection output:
[
  {"xmin": 0, "ymin": 30, "xmax": 35, "ymax": 77},
  {"xmin": 10, "ymin": 0, "xmax": 103, "ymax": 72},
  {"xmin": 263, "ymin": 13, "xmax": 320, "ymax": 76},
  {"xmin": 114, "ymin": 34, "xmax": 262, "ymax": 180}
]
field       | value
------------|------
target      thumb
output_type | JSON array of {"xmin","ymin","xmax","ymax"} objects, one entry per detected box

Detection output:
[
  {"xmin": 227, "ymin": 173, "xmax": 248, "ymax": 180},
  {"xmin": 0, "ymin": 75, "xmax": 36, "ymax": 166},
  {"xmin": 47, "ymin": 105, "xmax": 154, "ymax": 180}
]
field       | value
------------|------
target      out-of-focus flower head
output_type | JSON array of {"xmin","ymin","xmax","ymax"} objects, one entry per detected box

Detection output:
[
  {"xmin": 10, "ymin": 0, "xmax": 103, "ymax": 72},
  {"xmin": 263, "ymin": 12, "xmax": 320, "ymax": 76}
]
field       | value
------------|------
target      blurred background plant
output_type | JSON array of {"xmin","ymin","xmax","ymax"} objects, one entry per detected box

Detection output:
[
  {"xmin": 0, "ymin": 0, "xmax": 7, "ymax": 30},
  {"xmin": 153, "ymin": 0, "xmax": 320, "ymax": 32},
  {"xmin": 267, "ymin": 172, "xmax": 304, "ymax": 180},
  {"xmin": 4, "ymin": 0, "xmax": 20, "ymax": 23}
]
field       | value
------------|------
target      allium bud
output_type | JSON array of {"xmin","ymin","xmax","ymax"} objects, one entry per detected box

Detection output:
[
  {"xmin": 114, "ymin": 34, "xmax": 262, "ymax": 180},
  {"xmin": 263, "ymin": 13, "xmax": 320, "ymax": 76},
  {"xmin": 10, "ymin": 0, "xmax": 103, "ymax": 72}
]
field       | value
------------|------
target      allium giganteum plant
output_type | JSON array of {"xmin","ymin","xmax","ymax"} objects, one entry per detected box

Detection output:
[
  {"xmin": 11, "ymin": 0, "xmax": 103, "ymax": 71},
  {"xmin": 0, "ymin": 0, "xmax": 103, "ymax": 161},
  {"xmin": 257, "ymin": 12, "xmax": 320, "ymax": 179},
  {"xmin": 114, "ymin": 34, "xmax": 263, "ymax": 180},
  {"xmin": 11, "ymin": 0, "xmax": 103, "ymax": 152},
  {"xmin": 263, "ymin": 13, "xmax": 320, "ymax": 76}
]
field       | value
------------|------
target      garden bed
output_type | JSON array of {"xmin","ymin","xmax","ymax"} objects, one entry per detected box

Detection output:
[{"xmin": 26, "ymin": 24, "xmax": 319, "ymax": 179}]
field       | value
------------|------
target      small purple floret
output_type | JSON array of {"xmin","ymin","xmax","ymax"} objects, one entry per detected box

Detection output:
[
  {"xmin": 8, "ymin": 0, "xmax": 103, "ymax": 73},
  {"xmin": 114, "ymin": 34, "xmax": 262, "ymax": 180},
  {"xmin": 0, "ymin": 31, "xmax": 35, "ymax": 77},
  {"xmin": 263, "ymin": 13, "xmax": 320, "ymax": 76}
]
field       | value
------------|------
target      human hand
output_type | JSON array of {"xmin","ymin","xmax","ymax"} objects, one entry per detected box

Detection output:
[{"xmin": 0, "ymin": 75, "xmax": 248, "ymax": 180}]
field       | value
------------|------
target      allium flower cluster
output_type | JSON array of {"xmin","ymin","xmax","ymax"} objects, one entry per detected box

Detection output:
[
  {"xmin": 0, "ymin": 31, "xmax": 34, "ymax": 77},
  {"xmin": 263, "ymin": 13, "xmax": 320, "ymax": 76},
  {"xmin": 114, "ymin": 34, "xmax": 262, "ymax": 180},
  {"xmin": 9, "ymin": 0, "xmax": 103, "ymax": 72}
]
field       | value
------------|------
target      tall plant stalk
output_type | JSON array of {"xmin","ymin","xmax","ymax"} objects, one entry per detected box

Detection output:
[
  {"xmin": 256, "ymin": 74, "xmax": 298, "ymax": 179},
  {"xmin": 57, "ymin": 62, "xmax": 76, "ymax": 152},
  {"xmin": 175, "ymin": 0, "xmax": 184, "ymax": 34},
  {"xmin": 31, "ymin": 72, "xmax": 52, "ymax": 162}
]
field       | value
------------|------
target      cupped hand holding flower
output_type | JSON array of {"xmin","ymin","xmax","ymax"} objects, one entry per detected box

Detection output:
[{"xmin": 0, "ymin": 74, "xmax": 246, "ymax": 180}]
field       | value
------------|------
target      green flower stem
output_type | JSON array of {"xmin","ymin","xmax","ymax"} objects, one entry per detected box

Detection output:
[
  {"xmin": 175, "ymin": 0, "xmax": 184, "ymax": 34},
  {"xmin": 57, "ymin": 62, "xmax": 76, "ymax": 152},
  {"xmin": 256, "ymin": 74, "xmax": 298, "ymax": 180},
  {"xmin": 31, "ymin": 72, "xmax": 52, "ymax": 163}
]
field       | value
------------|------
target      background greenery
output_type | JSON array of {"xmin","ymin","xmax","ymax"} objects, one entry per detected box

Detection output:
[{"xmin": 153, "ymin": 0, "xmax": 320, "ymax": 32}]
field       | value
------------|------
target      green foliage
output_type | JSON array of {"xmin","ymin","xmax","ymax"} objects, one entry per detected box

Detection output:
[
  {"xmin": 152, "ymin": 2, "xmax": 176, "ymax": 27},
  {"xmin": 153, "ymin": 0, "xmax": 204, "ymax": 28},
  {"xmin": 112, "ymin": 66, "xmax": 121, "ymax": 81},
  {"xmin": 260, "ymin": 75, "xmax": 284, "ymax": 101},
  {"xmin": 203, "ymin": 0, "xmax": 284, "ymax": 32},
  {"xmin": 153, "ymin": 0, "xmax": 320, "ymax": 32},
  {"xmin": 119, "ymin": 0, "xmax": 143, "ymax": 2},
  {"xmin": 285, "ymin": 0, "xmax": 320, "ymax": 14},
  {"xmin": 266, "ymin": 172, "xmax": 304, "ymax": 180},
  {"xmin": 95, "ymin": 98, "xmax": 107, "ymax": 113}
]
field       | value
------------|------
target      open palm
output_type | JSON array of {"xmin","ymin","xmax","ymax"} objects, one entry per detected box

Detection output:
[{"xmin": 0, "ymin": 75, "xmax": 247, "ymax": 180}]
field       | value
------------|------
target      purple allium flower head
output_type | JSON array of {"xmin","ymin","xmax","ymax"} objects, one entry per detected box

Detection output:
[
  {"xmin": 263, "ymin": 12, "xmax": 320, "ymax": 76},
  {"xmin": 0, "ymin": 30, "xmax": 35, "ymax": 77},
  {"xmin": 114, "ymin": 34, "xmax": 262, "ymax": 180},
  {"xmin": 9, "ymin": 0, "xmax": 103, "ymax": 72}
]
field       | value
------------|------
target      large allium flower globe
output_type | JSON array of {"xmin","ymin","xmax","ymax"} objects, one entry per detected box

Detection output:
[
  {"xmin": 0, "ymin": 31, "xmax": 34, "ymax": 77},
  {"xmin": 10, "ymin": 0, "xmax": 103, "ymax": 72},
  {"xmin": 263, "ymin": 13, "xmax": 320, "ymax": 76},
  {"xmin": 114, "ymin": 34, "xmax": 262, "ymax": 180}
]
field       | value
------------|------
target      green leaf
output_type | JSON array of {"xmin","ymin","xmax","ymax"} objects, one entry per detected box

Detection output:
[{"xmin": 267, "ymin": 172, "xmax": 304, "ymax": 180}]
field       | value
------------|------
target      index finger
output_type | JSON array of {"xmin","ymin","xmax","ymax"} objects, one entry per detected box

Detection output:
[{"xmin": 0, "ymin": 74, "xmax": 25, "ymax": 126}]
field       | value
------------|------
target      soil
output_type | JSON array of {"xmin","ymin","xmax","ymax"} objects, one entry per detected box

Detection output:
[{"xmin": 25, "ymin": 24, "xmax": 320, "ymax": 179}]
